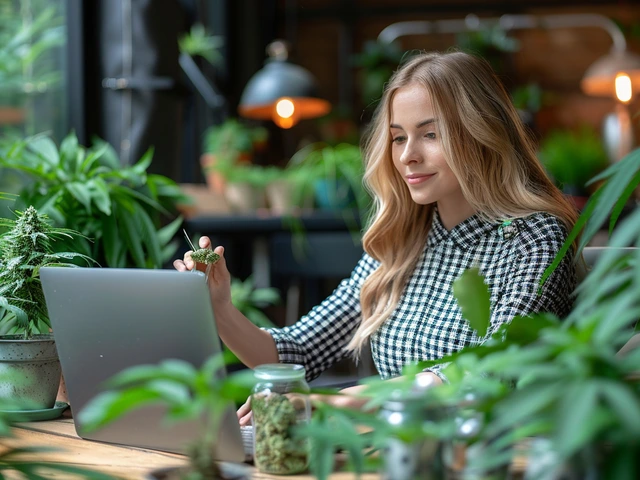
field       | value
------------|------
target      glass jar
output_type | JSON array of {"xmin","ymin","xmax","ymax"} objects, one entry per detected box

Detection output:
[
  {"xmin": 379, "ymin": 389, "xmax": 445, "ymax": 480},
  {"xmin": 442, "ymin": 390, "xmax": 510, "ymax": 480},
  {"xmin": 251, "ymin": 363, "xmax": 311, "ymax": 475}
]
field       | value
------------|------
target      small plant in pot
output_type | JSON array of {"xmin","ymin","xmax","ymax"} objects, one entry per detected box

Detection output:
[
  {"xmin": 538, "ymin": 126, "xmax": 609, "ymax": 207},
  {"xmin": 206, "ymin": 157, "xmax": 269, "ymax": 212},
  {"xmin": 0, "ymin": 205, "xmax": 93, "ymax": 412},
  {"xmin": 201, "ymin": 119, "xmax": 268, "ymax": 195},
  {"xmin": 287, "ymin": 142, "xmax": 370, "ymax": 217}
]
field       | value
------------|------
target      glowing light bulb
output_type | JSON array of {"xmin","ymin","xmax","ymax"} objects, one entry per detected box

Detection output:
[
  {"xmin": 615, "ymin": 73, "xmax": 632, "ymax": 103},
  {"xmin": 273, "ymin": 98, "xmax": 298, "ymax": 129},
  {"xmin": 276, "ymin": 98, "xmax": 295, "ymax": 118}
]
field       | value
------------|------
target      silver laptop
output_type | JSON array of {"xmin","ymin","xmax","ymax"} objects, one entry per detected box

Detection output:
[{"xmin": 40, "ymin": 267, "xmax": 246, "ymax": 462}]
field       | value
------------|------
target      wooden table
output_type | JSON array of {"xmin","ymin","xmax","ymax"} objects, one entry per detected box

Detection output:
[{"xmin": 8, "ymin": 417, "xmax": 379, "ymax": 479}]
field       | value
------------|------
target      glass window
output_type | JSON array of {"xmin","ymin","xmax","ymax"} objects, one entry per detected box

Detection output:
[{"xmin": 0, "ymin": 0, "xmax": 67, "ymax": 142}]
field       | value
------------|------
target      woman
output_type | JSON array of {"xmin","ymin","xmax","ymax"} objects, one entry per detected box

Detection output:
[{"xmin": 174, "ymin": 50, "xmax": 578, "ymax": 418}]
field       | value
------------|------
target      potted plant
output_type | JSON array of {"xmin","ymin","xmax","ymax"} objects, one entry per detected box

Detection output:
[
  {"xmin": 538, "ymin": 126, "xmax": 609, "ymax": 207},
  {"xmin": 207, "ymin": 157, "xmax": 269, "ymax": 212},
  {"xmin": 201, "ymin": 119, "xmax": 268, "ymax": 195},
  {"xmin": 0, "ymin": 205, "xmax": 93, "ymax": 412},
  {"xmin": 0, "ymin": 132, "xmax": 186, "ymax": 269},
  {"xmin": 287, "ymin": 142, "xmax": 370, "ymax": 217},
  {"xmin": 0, "ymin": 372, "xmax": 116, "ymax": 479},
  {"xmin": 78, "ymin": 352, "xmax": 255, "ymax": 480},
  {"xmin": 230, "ymin": 275, "xmax": 279, "ymax": 328},
  {"xmin": 178, "ymin": 23, "xmax": 224, "ymax": 68}
]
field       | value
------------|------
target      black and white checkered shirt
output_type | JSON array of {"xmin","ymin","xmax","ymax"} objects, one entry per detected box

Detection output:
[{"xmin": 266, "ymin": 210, "xmax": 576, "ymax": 382}]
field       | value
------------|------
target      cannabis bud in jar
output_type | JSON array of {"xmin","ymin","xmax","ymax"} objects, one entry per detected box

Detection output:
[{"xmin": 252, "ymin": 364, "xmax": 310, "ymax": 475}]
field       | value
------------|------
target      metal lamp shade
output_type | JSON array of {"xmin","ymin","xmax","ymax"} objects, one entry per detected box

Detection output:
[
  {"xmin": 238, "ymin": 60, "xmax": 331, "ymax": 121},
  {"xmin": 581, "ymin": 50, "xmax": 640, "ymax": 97}
]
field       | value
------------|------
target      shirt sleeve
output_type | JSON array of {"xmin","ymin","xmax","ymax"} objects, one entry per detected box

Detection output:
[
  {"xmin": 264, "ymin": 253, "xmax": 380, "ymax": 382},
  {"xmin": 427, "ymin": 216, "xmax": 576, "ymax": 383}
]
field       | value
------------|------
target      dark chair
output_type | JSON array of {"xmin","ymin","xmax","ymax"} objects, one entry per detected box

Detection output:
[
  {"xmin": 269, "ymin": 231, "xmax": 364, "ymax": 326},
  {"xmin": 269, "ymin": 231, "xmax": 376, "ymax": 382}
]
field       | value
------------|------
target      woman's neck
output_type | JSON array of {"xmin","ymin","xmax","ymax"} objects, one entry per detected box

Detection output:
[{"xmin": 437, "ymin": 198, "xmax": 476, "ymax": 231}]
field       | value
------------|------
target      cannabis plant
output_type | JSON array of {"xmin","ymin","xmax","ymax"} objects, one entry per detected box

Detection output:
[{"xmin": 0, "ymin": 206, "xmax": 93, "ymax": 338}]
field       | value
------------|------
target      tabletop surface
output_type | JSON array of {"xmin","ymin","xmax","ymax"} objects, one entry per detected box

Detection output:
[{"xmin": 8, "ymin": 417, "xmax": 379, "ymax": 479}]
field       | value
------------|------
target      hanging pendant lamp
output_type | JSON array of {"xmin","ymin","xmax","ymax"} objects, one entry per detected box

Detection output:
[{"xmin": 238, "ymin": 40, "xmax": 331, "ymax": 128}]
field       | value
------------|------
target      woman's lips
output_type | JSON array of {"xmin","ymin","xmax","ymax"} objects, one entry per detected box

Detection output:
[{"xmin": 406, "ymin": 174, "xmax": 435, "ymax": 185}]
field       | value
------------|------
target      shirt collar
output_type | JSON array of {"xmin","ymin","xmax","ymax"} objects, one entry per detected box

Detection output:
[{"xmin": 428, "ymin": 207, "xmax": 497, "ymax": 249}]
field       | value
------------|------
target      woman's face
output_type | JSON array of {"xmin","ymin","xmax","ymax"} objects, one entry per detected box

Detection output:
[{"xmin": 390, "ymin": 83, "xmax": 468, "ymax": 216}]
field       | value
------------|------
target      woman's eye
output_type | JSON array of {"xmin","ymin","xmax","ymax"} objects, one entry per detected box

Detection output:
[
  {"xmin": 392, "ymin": 136, "xmax": 406, "ymax": 144},
  {"xmin": 425, "ymin": 132, "xmax": 437, "ymax": 140}
]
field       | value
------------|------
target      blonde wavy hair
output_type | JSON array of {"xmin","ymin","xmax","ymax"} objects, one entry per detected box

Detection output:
[{"xmin": 346, "ymin": 50, "xmax": 579, "ymax": 354}]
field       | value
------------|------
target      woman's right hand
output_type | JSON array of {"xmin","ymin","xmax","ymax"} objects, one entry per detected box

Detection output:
[{"xmin": 173, "ymin": 236, "xmax": 232, "ymax": 308}]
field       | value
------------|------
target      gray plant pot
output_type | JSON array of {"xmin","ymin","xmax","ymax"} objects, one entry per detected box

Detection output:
[{"xmin": 0, "ymin": 334, "xmax": 61, "ymax": 410}]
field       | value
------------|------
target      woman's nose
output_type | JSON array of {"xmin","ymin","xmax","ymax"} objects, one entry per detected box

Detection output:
[{"xmin": 399, "ymin": 141, "xmax": 422, "ymax": 165}]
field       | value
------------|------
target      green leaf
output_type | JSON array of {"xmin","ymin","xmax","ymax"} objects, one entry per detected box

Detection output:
[
  {"xmin": 157, "ymin": 216, "xmax": 183, "ymax": 247},
  {"xmin": 553, "ymin": 381, "xmax": 599, "ymax": 456},
  {"xmin": 309, "ymin": 437, "xmax": 335, "ymax": 480},
  {"xmin": 91, "ymin": 137, "xmax": 121, "ymax": 170},
  {"xmin": 78, "ymin": 389, "xmax": 162, "ymax": 432},
  {"xmin": 250, "ymin": 287, "xmax": 281, "ymax": 306},
  {"xmin": 112, "ymin": 184, "xmax": 168, "ymax": 216},
  {"xmin": 118, "ymin": 204, "xmax": 146, "ymax": 268},
  {"xmin": 504, "ymin": 313, "xmax": 559, "ymax": 345},
  {"xmin": 599, "ymin": 380, "xmax": 640, "ymax": 435},
  {"xmin": 133, "ymin": 203, "xmax": 162, "ymax": 268},
  {"xmin": 452, "ymin": 267, "xmax": 491, "ymax": 336},
  {"xmin": 101, "ymin": 208, "xmax": 124, "ymax": 267},
  {"xmin": 580, "ymin": 149, "xmax": 640, "ymax": 251},
  {"xmin": 609, "ymin": 168, "xmax": 640, "ymax": 234},
  {"xmin": 65, "ymin": 182, "xmax": 93, "ymax": 214},
  {"xmin": 132, "ymin": 148, "xmax": 154, "ymax": 176},
  {"xmin": 540, "ymin": 188, "xmax": 602, "ymax": 287},
  {"xmin": 602, "ymin": 447, "xmax": 638, "ymax": 480},
  {"xmin": 80, "ymin": 142, "xmax": 110, "ymax": 173},
  {"xmin": 59, "ymin": 131, "xmax": 79, "ymax": 168},
  {"xmin": 104, "ymin": 361, "xmax": 196, "ymax": 388},
  {"xmin": 87, "ymin": 177, "xmax": 112, "ymax": 216},
  {"xmin": 487, "ymin": 383, "xmax": 561, "ymax": 435},
  {"xmin": 28, "ymin": 136, "xmax": 59, "ymax": 166}
]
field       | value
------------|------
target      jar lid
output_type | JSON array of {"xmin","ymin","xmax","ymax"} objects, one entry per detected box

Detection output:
[{"xmin": 253, "ymin": 363, "xmax": 306, "ymax": 381}]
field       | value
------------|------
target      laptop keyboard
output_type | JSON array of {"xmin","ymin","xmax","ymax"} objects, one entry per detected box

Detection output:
[{"xmin": 240, "ymin": 425, "xmax": 253, "ymax": 458}]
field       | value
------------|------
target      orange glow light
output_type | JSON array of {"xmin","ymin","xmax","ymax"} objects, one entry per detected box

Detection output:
[
  {"xmin": 615, "ymin": 73, "xmax": 633, "ymax": 103},
  {"xmin": 273, "ymin": 97, "xmax": 299, "ymax": 129}
]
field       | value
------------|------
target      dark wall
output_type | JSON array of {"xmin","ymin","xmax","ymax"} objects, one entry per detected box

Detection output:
[{"xmin": 67, "ymin": 0, "xmax": 640, "ymax": 181}]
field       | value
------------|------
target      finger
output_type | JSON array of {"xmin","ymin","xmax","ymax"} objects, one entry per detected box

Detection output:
[
  {"xmin": 173, "ymin": 259, "xmax": 188, "ymax": 272},
  {"xmin": 199, "ymin": 236, "xmax": 212, "ymax": 249},
  {"xmin": 236, "ymin": 397, "xmax": 251, "ymax": 419},
  {"xmin": 212, "ymin": 246, "xmax": 226, "ymax": 267},
  {"xmin": 239, "ymin": 411, "xmax": 253, "ymax": 426},
  {"xmin": 183, "ymin": 251, "xmax": 195, "ymax": 271}
]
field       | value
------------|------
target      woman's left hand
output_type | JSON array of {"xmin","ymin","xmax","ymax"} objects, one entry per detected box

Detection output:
[{"xmin": 311, "ymin": 384, "xmax": 371, "ymax": 410}]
